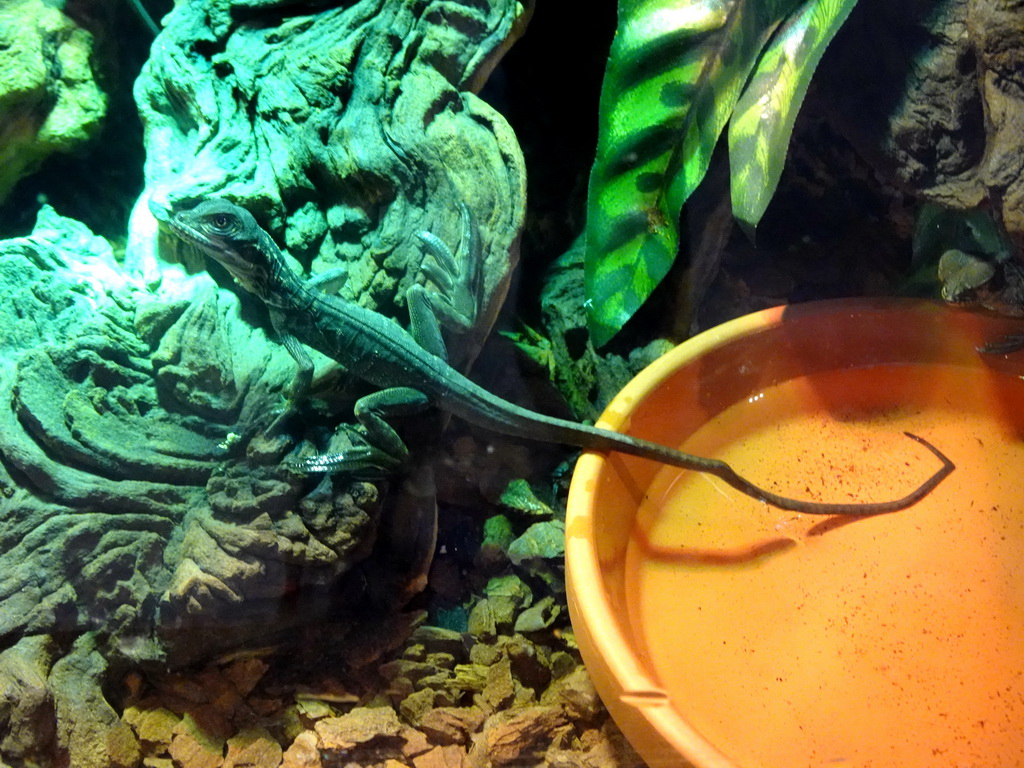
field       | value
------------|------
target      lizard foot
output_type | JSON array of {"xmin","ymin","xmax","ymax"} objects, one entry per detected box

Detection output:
[
  {"xmin": 285, "ymin": 425, "xmax": 405, "ymax": 476},
  {"xmin": 412, "ymin": 202, "xmax": 481, "ymax": 335},
  {"xmin": 286, "ymin": 446, "xmax": 402, "ymax": 476},
  {"xmin": 978, "ymin": 333, "xmax": 1024, "ymax": 355}
]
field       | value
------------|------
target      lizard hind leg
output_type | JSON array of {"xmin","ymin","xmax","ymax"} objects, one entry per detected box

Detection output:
[
  {"xmin": 287, "ymin": 387, "xmax": 431, "ymax": 475},
  {"xmin": 286, "ymin": 433, "xmax": 399, "ymax": 476},
  {"xmin": 408, "ymin": 202, "xmax": 482, "ymax": 361}
]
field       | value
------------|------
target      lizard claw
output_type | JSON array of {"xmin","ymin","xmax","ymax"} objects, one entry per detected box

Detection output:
[
  {"xmin": 285, "ymin": 440, "xmax": 403, "ymax": 476},
  {"xmin": 415, "ymin": 230, "xmax": 460, "ymax": 293},
  {"xmin": 978, "ymin": 333, "xmax": 1024, "ymax": 355},
  {"xmin": 286, "ymin": 448, "xmax": 374, "ymax": 475}
]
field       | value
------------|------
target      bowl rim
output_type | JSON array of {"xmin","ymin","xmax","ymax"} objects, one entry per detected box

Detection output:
[{"xmin": 566, "ymin": 302, "xmax": 794, "ymax": 768}]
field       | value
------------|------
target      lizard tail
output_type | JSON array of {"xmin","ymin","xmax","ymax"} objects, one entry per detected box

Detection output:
[{"xmin": 453, "ymin": 391, "xmax": 954, "ymax": 515}]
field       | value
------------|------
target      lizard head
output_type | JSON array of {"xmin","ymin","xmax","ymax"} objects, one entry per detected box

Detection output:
[
  {"xmin": 937, "ymin": 249, "xmax": 997, "ymax": 304},
  {"xmin": 168, "ymin": 199, "xmax": 277, "ymax": 298}
]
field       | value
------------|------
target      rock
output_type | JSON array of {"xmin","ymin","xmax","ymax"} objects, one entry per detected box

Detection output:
[
  {"xmin": 169, "ymin": 713, "xmax": 225, "ymax": 768},
  {"xmin": 545, "ymin": 723, "xmax": 646, "ymax": 768},
  {"xmin": 314, "ymin": 706, "xmax": 403, "ymax": 751},
  {"xmin": 483, "ymin": 576, "xmax": 533, "ymax": 632},
  {"xmin": 399, "ymin": 689, "xmax": 440, "ymax": 725},
  {"xmin": 504, "ymin": 636, "xmax": 551, "ymax": 695},
  {"xmin": 544, "ymin": 667, "xmax": 602, "ymax": 724},
  {"xmin": 406, "ymin": 626, "xmax": 469, "ymax": 661},
  {"xmin": 123, "ymin": 706, "xmax": 179, "ymax": 751},
  {"xmin": 466, "ymin": 600, "xmax": 497, "ymax": 641},
  {"xmin": 0, "ymin": 0, "xmax": 107, "ymax": 203},
  {"xmin": 598, "ymin": 720, "xmax": 647, "ymax": 768},
  {"xmin": 50, "ymin": 635, "xmax": 140, "ymax": 768},
  {"xmin": 281, "ymin": 731, "xmax": 320, "ymax": 768},
  {"xmin": 476, "ymin": 706, "xmax": 568, "ymax": 767},
  {"xmin": 474, "ymin": 515, "xmax": 515, "ymax": 571},
  {"xmin": 0, "ymin": 636, "xmax": 57, "ymax": 762},
  {"xmin": 507, "ymin": 521, "xmax": 565, "ymax": 565},
  {"xmin": 0, "ymin": 0, "xmax": 530, "ymax": 757},
  {"xmin": 548, "ymin": 651, "xmax": 578, "ymax": 681},
  {"xmin": 468, "ymin": 643, "xmax": 502, "ymax": 668},
  {"xmin": 248, "ymin": 696, "xmax": 283, "ymax": 720},
  {"xmin": 425, "ymin": 653, "xmax": 458, "ymax": 672},
  {"xmin": 418, "ymin": 707, "xmax": 485, "ymax": 746},
  {"xmin": 479, "ymin": 657, "xmax": 515, "ymax": 712},
  {"xmin": 514, "ymin": 597, "xmax": 562, "ymax": 633},
  {"xmin": 557, "ymin": 630, "xmax": 580, "ymax": 652},
  {"xmin": 292, "ymin": 697, "xmax": 335, "ymax": 723},
  {"xmin": 541, "ymin": 725, "xmax": 583, "ymax": 768},
  {"xmin": 180, "ymin": 705, "xmax": 232, "ymax": 744},
  {"xmin": 340, "ymin": 611, "xmax": 426, "ymax": 669},
  {"xmin": 399, "ymin": 726, "xmax": 433, "ymax": 759},
  {"xmin": 820, "ymin": 0, "xmax": 1024, "ymax": 251},
  {"xmin": 380, "ymin": 659, "xmax": 450, "ymax": 692},
  {"xmin": 222, "ymin": 728, "xmax": 283, "ymax": 768},
  {"xmin": 0, "ymin": 204, "xmax": 389, "ymax": 682},
  {"xmin": 223, "ymin": 659, "xmax": 269, "ymax": 698},
  {"xmin": 498, "ymin": 480, "xmax": 555, "ymax": 518},
  {"xmin": 449, "ymin": 664, "xmax": 488, "ymax": 695},
  {"xmin": 413, "ymin": 744, "xmax": 470, "ymax": 768},
  {"xmin": 0, "ymin": 1, "xmax": 583, "ymax": 763},
  {"xmin": 163, "ymin": 673, "xmax": 215, "ymax": 705}
]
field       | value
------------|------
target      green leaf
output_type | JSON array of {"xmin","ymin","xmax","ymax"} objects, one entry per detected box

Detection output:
[
  {"xmin": 584, "ymin": 0, "xmax": 802, "ymax": 346},
  {"xmin": 730, "ymin": 0, "xmax": 858, "ymax": 234},
  {"xmin": 912, "ymin": 202, "xmax": 1014, "ymax": 266}
]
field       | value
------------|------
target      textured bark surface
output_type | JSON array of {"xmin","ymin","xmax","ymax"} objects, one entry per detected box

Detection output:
[
  {"xmin": 820, "ymin": 0, "xmax": 1024, "ymax": 252},
  {"xmin": 0, "ymin": 0, "xmax": 107, "ymax": 204},
  {"xmin": 134, "ymin": 0, "xmax": 528, "ymax": 368},
  {"xmin": 0, "ymin": 206, "xmax": 383, "ymax": 766}
]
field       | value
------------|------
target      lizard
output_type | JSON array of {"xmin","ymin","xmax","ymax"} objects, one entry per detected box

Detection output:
[
  {"xmin": 938, "ymin": 248, "xmax": 1024, "ymax": 354},
  {"xmin": 158, "ymin": 198, "xmax": 954, "ymax": 516}
]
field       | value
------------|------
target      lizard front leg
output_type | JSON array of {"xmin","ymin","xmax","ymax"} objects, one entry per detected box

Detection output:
[{"xmin": 255, "ymin": 316, "xmax": 315, "ymax": 442}]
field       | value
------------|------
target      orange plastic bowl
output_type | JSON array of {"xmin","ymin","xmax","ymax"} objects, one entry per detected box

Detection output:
[{"xmin": 565, "ymin": 299, "xmax": 1024, "ymax": 768}]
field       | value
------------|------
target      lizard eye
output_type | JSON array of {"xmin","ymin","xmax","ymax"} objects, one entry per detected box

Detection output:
[{"xmin": 209, "ymin": 213, "xmax": 235, "ymax": 231}]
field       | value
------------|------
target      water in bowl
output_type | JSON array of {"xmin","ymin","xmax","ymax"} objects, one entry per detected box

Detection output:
[{"xmin": 625, "ymin": 362, "xmax": 1024, "ymax": 768}]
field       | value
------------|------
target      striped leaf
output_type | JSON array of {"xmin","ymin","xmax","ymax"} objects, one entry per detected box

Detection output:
[
  {"xmin": 584, "ymin": 0, "xmax": 854, "ymax": 346},
  {"xmin": 584, "ymin": 0, "xmax": 801, "ymax": 346},
  {"xmin": 730, "ymin": 0, "xmax": 858, "ymax": 234}
]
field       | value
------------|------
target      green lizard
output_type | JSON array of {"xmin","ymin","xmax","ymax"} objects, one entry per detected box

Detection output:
[{"xmin": 159, "ymin": 198, "xmax": 954, "ymax": 515}]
